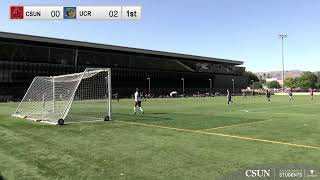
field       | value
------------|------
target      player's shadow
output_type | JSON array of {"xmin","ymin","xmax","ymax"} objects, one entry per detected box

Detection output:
[
  {"xmin": 0, "ymin": 174, "xmax": 5, "ymax": 180},
  {"xmin": 148, "ymin": 112, "xmax": 169, "ymax": 115}
]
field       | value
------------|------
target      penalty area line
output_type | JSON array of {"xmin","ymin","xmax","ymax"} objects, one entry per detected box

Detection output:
[
  {"xmin": 198, "ymin": 119, "xmax": 274, "ymax": 131},
  {"xmin": 241, "ymin": 111, "xmax": 318, "ymax": 117},
  {"xmin": 117, "ymin": 120, "xmax": 320, "ymax": 150},
  {"xmin": 241, "ymin": 102, "xmax": 320, "ymax": 112}
]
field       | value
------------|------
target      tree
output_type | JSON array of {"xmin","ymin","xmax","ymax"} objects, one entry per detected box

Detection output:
[
  {"xmin": 243, "ymin": 71, "xmax": 259, "ymax": 87},
  {"xmin": 299, "ymin": 72, "xmax": 318, "ymax": 88},
  {"xmin": 315, "ymin": 72, "xmax": 320, "ymax": 79},
  {"xmin": 284, "ymin": 72, "xmax": 318, "ymax": 89},
  {"xmin": 251, "ymin": 82, "xmax": 263, "ymax": 89},
  {"xmin": 244, "ymin": 71, "xmax": 259, "ymax": 82},
  {"xmin": 267, "ymin": 81, "xmax": 281, "ymax": 89},
  {"xmin": 284, "ymin": 77, "xmax": 297, "ymax": 88},
  {"xmin": 315, "ymin": 72, "xmax": 320, "ymax": 88}
]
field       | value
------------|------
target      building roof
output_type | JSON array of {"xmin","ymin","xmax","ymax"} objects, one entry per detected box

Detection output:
[{"xmin": 0, "ymin": 31, "xmax": 243, "ymax": 65}]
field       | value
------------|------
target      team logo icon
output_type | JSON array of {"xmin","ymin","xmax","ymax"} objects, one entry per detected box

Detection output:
[
  {"xmin": 64, "ymin": 7, "xmax": 76, "ymax": 19},
  {"xmin": 306, "ymin": 169, "xmax": 318, "ymax": 178},
  {"xmin": 10, "ymin": 6, "xmax": 24, "ymax": 19}
]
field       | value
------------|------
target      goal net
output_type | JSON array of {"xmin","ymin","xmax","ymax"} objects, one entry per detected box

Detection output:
[{"xmin": 12, "ymin": 68, "xmax": 112, "ymax": 125}]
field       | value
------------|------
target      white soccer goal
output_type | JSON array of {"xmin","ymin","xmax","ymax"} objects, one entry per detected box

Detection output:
[{"xmin": 12, "ymin": 68, "xmax": 112, "ymax": 125}]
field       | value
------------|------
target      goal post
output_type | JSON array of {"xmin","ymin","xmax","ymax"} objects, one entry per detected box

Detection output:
[{"xmin": 12, "ymin": 68, "xmax": 112, "ymax": 125}]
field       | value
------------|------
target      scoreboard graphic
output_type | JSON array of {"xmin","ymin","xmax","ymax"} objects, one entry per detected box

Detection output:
[{"xmin": 10, "ymin": 6, "xmax": 142, "ymax": 20}]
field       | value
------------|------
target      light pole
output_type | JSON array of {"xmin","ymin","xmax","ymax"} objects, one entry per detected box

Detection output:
[
  {"xmin": 209, "ymin": 78, "xmax": 212, "ymax": 95},
  {"xmin": 232, "ymin": 79, "xmax": 235, "ymax": 94},
  {"xmin": 181, "ymin": 78, "xmax": 185, "ymax": 94},
  {"xmin": 146, "ymin": 77, "xmax": 150, "ymax": 95},
  {"xmin": 278, "ymin": 33, "xmax": 287, "ymax": 92}
]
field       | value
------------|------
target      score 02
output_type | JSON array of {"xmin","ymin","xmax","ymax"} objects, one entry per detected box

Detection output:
[
  {"xmin": 108, "ymin": 10, "xmax": 119, "ymax": 18},
  {"xmin": 105, "ymin": 7, "xmax": 121, "ymax": 19}
]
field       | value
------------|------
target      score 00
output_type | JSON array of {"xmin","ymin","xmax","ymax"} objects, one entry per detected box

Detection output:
[
  {"xmin": 23, "ymin": 6, "xmax": 63, "ymax": 20},
  {"xmin": 50, "ymin": 10, "xmax": 61, "ymax": 18}
]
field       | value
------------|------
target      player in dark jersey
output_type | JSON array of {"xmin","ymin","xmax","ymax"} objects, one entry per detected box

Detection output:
[
  {"xmin": 310, "ymin": 88, "xmax": 314, "ymax": 100},
  {"xmin": 266, "ymin": 89, "xmax": 271, "ymax": 102},
  {"xmin": 227, "ymin": 89, "xmax": 233, "ymax": 105},
  {"xmin": 114, "ymin": 93, "xmax": 120, "ymax": 102},
  {"xmin": 288, "ymin": 89, "xmax": 293, "ymax": 102}
]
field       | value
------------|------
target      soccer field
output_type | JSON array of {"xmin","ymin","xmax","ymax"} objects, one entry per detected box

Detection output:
[{"xmin": 1, "ymin": 96, "xmax": 320, "ymax": 179}]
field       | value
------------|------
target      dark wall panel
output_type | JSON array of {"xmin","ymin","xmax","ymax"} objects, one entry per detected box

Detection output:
[{"xmin": 0, "ymin": 38, "xmax": 248, "ymax": 101}]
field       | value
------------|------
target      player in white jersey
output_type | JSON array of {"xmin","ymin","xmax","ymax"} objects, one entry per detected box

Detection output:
[
  {"xmin": 134, "ymin": 88, "xmax": 144, "ymax": 114},
  {"xmin": 42, "ymin": 92, "xmax": 46, "ymax": 108}
]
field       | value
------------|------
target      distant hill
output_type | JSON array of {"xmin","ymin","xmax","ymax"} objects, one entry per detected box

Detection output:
[{"xmin": 255, "ymin": 70, "xmax": 304, "ymax": 80}]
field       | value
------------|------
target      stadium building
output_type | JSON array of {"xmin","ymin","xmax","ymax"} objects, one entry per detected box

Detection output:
[{"xmin": 0, "ymin": 31, "xmax": 248, "ymax": 101}]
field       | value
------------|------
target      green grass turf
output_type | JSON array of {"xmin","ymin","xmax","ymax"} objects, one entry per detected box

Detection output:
[{"xmin": 1, "ymin": 95, "xmax": 320, "ymax": 179}]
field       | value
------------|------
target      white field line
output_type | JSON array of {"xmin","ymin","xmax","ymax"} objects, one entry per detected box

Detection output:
[
  {"xmin": 241, "ymin": 102, "xmax": 320, "ymax": 112},
  {"xmin": 198, "ymin": 119, "xmax": 274, "ymax": 131},
  {"xmin": 243, "ymin": 111, "xmax": 318, "ymax": 117},
  {"xmin": 0, "ymin": 106, "xmax": 15, "ymax": 110},
  {"xmin": 65, "ymin": 115, "xmax": 104, "ymax": 124},
  {"xmin": 117, "ymin": 120, "xmax": 320, "ymax": 150},
  {"xmin": 67, "ymin": 120, "xmax": 104, "ymax": 124}
]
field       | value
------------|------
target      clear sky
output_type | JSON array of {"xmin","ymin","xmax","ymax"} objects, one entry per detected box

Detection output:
[{"xmin": 0, "ymin": 0, "xmax": 320, "ymax": 72}]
